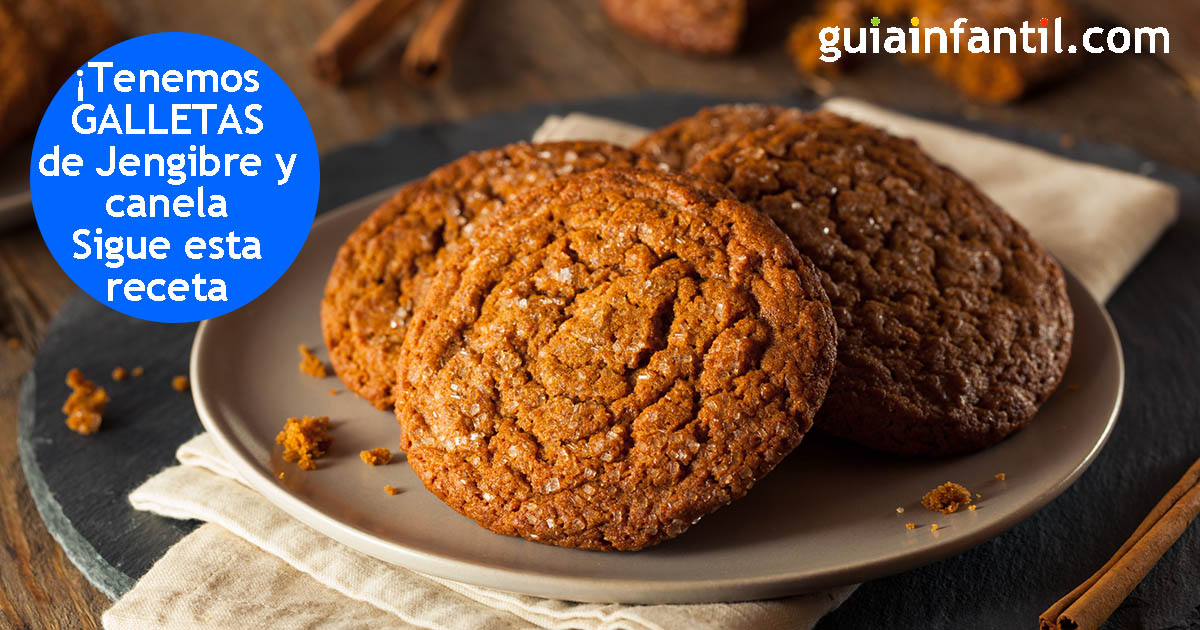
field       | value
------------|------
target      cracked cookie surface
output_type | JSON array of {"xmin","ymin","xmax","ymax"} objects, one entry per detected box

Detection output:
[
  {"xmin": 634, "ymin": 104, "xmax": 805, "ymax": 171},
  {"xmin": 395, "ymin": 168, "xmax": 836, "ymax": 550},
  {"xmin": 689, "ymin": 111, "xmax": 1073, "ymax": 456},
  {"xmin": 321, "ymin": 142, "xmax": 640, "ymax": 410}
]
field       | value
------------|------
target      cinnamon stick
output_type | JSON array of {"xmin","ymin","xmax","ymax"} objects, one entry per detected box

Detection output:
[
  {"xmin": 310, "ymin": 0, "xmax": 424, "ymax": 85},
  {"xmin": 1040, "ymin": 457, "xmax": 1200, "ymax": 630},
  {"xmin": 400, "ymin": 0, "xmax": 472, "ymax": 85}
]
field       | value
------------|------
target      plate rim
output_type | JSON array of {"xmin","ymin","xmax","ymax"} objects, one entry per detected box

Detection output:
[{"xmin": 191, "ymin": 193, "xmax": 1124, "ymax": 604}]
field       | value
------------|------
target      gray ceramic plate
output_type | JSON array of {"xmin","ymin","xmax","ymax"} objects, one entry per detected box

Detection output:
[{"xmin": 192, "ymin": 188, "xmax": 1123, "ymax": 604}]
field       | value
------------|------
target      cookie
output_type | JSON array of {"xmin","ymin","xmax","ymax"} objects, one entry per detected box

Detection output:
[
  {"xmin": 1, "ymin": 0, "xmax": 118, "ymax": 151},
  {"xmin": 395, "ymin": 168, "xmax": 836, "ymax": 550},
  {"xmin": 634, "ymin": 104, "xmax": 805, "ymax": 171},
  {"xmin": 600, "ymin": 0, "xmax": 748, "ymax": 55},
  {"xmin": 321, "ymin": 142, "xmax": 639, "ymax": 410},
  {"xmin": 689, "ymin": 112, "xmax": 1073, "ymax": 456}
]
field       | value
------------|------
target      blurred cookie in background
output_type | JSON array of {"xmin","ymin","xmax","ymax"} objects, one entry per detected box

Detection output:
[
  {"xmin": 600, "ymin": 0, "xmax": 773, "ymax": 55},
  {"xmin": 788, "ymin": 0, "xmax": 1083, "ymax": 103},
  {"xmin": 0, "ymin": 0, "xmax": 119, "ymax": 151}
]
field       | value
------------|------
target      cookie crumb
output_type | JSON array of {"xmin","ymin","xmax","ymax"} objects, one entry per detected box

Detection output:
[
  {"xmin": 172, "ymin": 375, "xmax": 189, "ymax": 392},
  {"xmin": 995, "ymin": 473, "xmax": 1006, "ymax": 481},
  {"xmin": 968, "ymin": 505, "xmax": 977, "ymax": 512},
  {"xmin": 111, "ymin": 366, "xmax": 128, "ymax": 381},
  {"xmin": 132, "ymin": 366, "xmax": 145, "ymax": 377},
  {"xmin": 63, "ymin": 369, "xmax": 109, "ymax": 435},
  {"xmin": 384, "ymin": 485, "xmax": 399, "ymax": 495},
  {"xmin": 329, "ymin": 389, "xmax": 339, "ymax": 396},
  {"xmin": 360, "ymin": 447, "xmax": 392, "ymax": 466},
  {"xmin": 976, "ymin": 493, "xmax": 983, "ymax": 499},
  {"xmin": 7, "ymin": 337, "xmax": 20, "ymax": 349},
  {"xmin": 930, "ymin": 523, "xmax": 939, "ymax": 532},
  {"xmin": 895, "ymin": 507, "xmax": 904, "ymax": 514},
  {"xmin": 278, "ymin": 472, "xmax": 286, "ymax": 480},
  {"xmin": 921, "ymin": 482, "xmax": 973, "ymax": 514},
  {"xmin": 905, "ymin": 522, "xmax": 916, "ymax": 530},
  {"xmin": 298, "ymin": 344, "xmax": 328, "ymax": 378},
  {"xmin": 275, "ymin": 416, "xmax": 333, "ymax": 471}
]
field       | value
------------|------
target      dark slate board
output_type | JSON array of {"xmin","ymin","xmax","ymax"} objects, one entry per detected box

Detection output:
[{"xmin": 18, "ymin": 93, "xmax": 1200, "ymax": 629}]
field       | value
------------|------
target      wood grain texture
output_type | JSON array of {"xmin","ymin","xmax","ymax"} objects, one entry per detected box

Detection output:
[
  {"xmin": 0, "ymin": 226, "xmax": 104, "ymax": 630},
  {"xmin": 89, "ymin": 0, "xmax": 1200, "ymax": 168},
  {"xmin": 1087, "ymin": 0, "xmax": 1200, "ymax": 100},
  {"xmin": 1, "ymin": 0, "xmax": 1198, "ymax": 625}
]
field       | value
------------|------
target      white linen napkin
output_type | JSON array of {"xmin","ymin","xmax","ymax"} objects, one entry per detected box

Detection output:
[
  {"xmin": 104, "ymin": 99, "xmax": 1179, "ymax": 630},
  {"xmin": 103, "ymin": 434, "xmax": 854, "ymax": 630}
]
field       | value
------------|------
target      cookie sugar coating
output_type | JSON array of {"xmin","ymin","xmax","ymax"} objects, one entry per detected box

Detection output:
[
  {"xmin": 689, "ymin": 112, "xmax": 1073, "ymax": 456},
  {"xmin": 634, "ymin": 104, "xmax": 805, "ymax": 172},
  {"xmin": 321, "ymin": 142, "xmax": 639, "ymax": 410},
  {"xmin": 396, "ymin": 168, "xmax": 836, "ymax": 550}
]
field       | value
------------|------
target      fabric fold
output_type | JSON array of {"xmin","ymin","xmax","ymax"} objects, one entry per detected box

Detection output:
[{"xmin": 106, "ymin": 434, "xmax": 853, "ymax": 630}]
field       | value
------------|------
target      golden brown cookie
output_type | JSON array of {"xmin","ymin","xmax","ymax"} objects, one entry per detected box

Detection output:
[
  {"xmin": 395, "ymin": 168, "xmax": 836, "ymax": 550},
  {"xmin": 0, "ymin": 4, "xmax": 45, "ymax": 152},
  {"xmin": 634, "ymin": 104, "xmax": 806, "ymax": 172},
  {"xmin": 689, "ymin": 111, "xmax": 1073, "ymax": 456},
  {"xmin": 321, "ymin": 142, "xmax": 639, "ymax": 410}
]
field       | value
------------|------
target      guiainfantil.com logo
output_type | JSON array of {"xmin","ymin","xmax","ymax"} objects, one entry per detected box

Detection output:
[{"xmin": 817, "ymin": 16, "xmax": 1170, "ymax": 62}]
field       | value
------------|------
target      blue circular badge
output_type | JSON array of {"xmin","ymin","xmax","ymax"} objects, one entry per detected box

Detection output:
[{"xmin": 30, "ymin": 33, "xmax": 319, "ymax": 323}]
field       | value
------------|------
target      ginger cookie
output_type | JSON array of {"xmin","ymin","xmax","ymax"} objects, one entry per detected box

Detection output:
[
  {"xmin": 689, "ymin": 112, "xmax": 1073, "ymax": 456},
  {"xmin": 395, "ymin": 168, "xmax": 836, "ymax": 550},
  {"xmin": 634, "ymin": 104, "xmax": 805, "ymax": 171},
  {"xmin": 321, "ymin": 142, "xmax": 639, "ymax": 410}
]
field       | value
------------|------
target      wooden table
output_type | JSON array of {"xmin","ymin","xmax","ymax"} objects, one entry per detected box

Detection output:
[{"xmin": 1, "ymin": 1, "xmax": 1197, "ymax": 627}]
